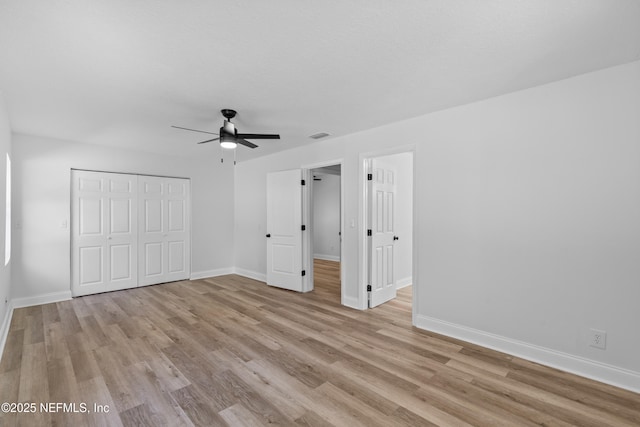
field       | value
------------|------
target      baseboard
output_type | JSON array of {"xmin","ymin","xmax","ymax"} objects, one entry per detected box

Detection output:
[
  {"xmin": 342, "ymin": 295, "xmax": 364, "ymax": 310},
  {"xmin": 314, "ymin": 254, "xmax": 341, "ymax": 262},
  {"xmin": 190, "ymin": 268, "xmax": 234, "ymax": 280},
  {"xmin": 415, "ymin": 314, "xmax": 640, "ymax": 394},
  {"xmin": 12, "ymin": 290, "xmax": 72, "ymax": 309},
  {"xmin": 397, "ymin": 276, "xmax": 412, "ymax": 289},
  {"xmin": 233, "ymin": 268, "xmax": 266, "ymax": 283},
  {"xmin": 0, "ymin": 301, "xmax": 14, "ymax": 365}
]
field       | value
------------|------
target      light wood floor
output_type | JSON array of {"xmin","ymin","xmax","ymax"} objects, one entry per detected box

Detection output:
[{"xmin": 1, "ymin": 259, "xmax": 639, "ymax": 426}]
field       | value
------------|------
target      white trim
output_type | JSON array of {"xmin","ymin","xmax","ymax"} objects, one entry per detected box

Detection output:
[
  {"xmin": 396, "ymin": 276, "xmax": 412, "ymax": 289},
  {"xmin": 302, "ymin": 168, "xmax": 313, "ymax": 292},
  {"xmin": 301, "ymin": 158, "xmax": 344, "ymax": 171},
  {"xmin": 12, "ymin": 291, "xmax": 72, "ymax": 309},
  {"xmin": 233, "ymin": 268, "xmax": 266, "ymax": 283},
  {"xmin": 190, "ymin": 268, "xmax": 234, "ymax": 280},
  {"xmin": 0, "ymin": 301, "xmax": 14, "ymax": 362},
  {"xmin": 314, "ymin": 254, "xmax": 340, "ymax": 262},
  {"xmin": 415, "ymin": 314, "xmax": 640, "ymax": 394},
  {"xmin": 342, "ymin": 295, "xmax": 364, "ymax": 310}
]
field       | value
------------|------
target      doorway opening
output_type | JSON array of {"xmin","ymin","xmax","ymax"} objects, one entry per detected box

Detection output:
[
  {"xmin": 362, "ymin": 149, "xmax": 414, "ymax": 313},
  {"xmin": 310, "ymin": 164, "xmax": 341, "ymax": 302},
  {"xmin": 300, "ymin": 160, "xmax": 344, "ymax": 303}
]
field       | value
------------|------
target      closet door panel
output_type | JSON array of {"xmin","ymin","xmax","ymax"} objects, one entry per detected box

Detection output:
[
  {"xmin": 72, "ymin": 171, "xmax": 138, "ymax": 296},
  {"xmin": 139, "ymin": 176, "xmax": 190, "ymax": 286},
  {"xmin": 165, "ymin": 177, "xmax": 190, "ymax": 282}
]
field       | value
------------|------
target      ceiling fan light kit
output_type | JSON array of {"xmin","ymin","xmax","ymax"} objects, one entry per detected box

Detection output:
[{"xmin": 220, "ymin": 135, "xmax": 237, "ymax": 150}]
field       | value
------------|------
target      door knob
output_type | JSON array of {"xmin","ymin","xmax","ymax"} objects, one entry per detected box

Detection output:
[
  {"xmin": 266, "ymin": 233, "xmax": 271, "ymax": 238},
  {"xmin": 393, "ymin": 236, "xmax": 399, "ymax": 241}
]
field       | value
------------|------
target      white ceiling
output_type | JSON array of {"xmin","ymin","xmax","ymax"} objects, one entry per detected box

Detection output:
[{"xmin": 1, "ymin": 1, "xmax": 639, "ymax": 162}]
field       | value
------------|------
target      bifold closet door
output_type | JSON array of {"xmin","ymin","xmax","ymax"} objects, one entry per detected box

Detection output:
[
  {"xmin": 138, "ymin": 176, "xmax": 190, "ymax": 286},
  {"xmin": 71, "ymin": 171, "xmax": 138, "ymax": 297}
]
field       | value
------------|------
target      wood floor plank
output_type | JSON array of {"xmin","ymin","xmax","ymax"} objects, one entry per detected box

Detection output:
[
  {"xmin": 213, "ymin": 369, "xmax": 291, "ymax": 425},
  {"xmin": 329, "ymin": 359, "xmax": 470, "ymax": 426},
  {"xmin": 0, "ymin": 329, "xmax": 24, "ymax": 373},
  {"xmin": 92, "ymin": 346, "xmax": 145, "ymax": 412},
  {"xmin": 118, "ymin": 403, "xmax": 163, "ymax": 427},
  {"xmin": 219, "ymin": 403, "xmax": 268, "ymax": 427},
  {"xmin": 170, "ymin": 385, "xmax": 226, "ymax": 427},
  {"xmin": 313, "ymin": 381, "xmax": 395, "ymax": 427},
  {"xmin": 23, "ymin": 306, "xmax": 44, "ymax": 345},
  {"xmin": 44, "ymin": 321, "xmax": 71, "ymax": 361},
  {"xmin": 144, "ymin": 352, "xmax": 191, "ymax": 393},
  {"xmin": 57, "ymin": 301, "xmax": 83, "ymax": 336},
  {"xmin": 41, "ymin": 302, "xmax": 61, "ymax": 325},
  {"xmin": 125, "ymin": 360, "xmax": 194, "ymax": 427},
  {"xmin": 47, "ymin": 355, "xmax": 84, "ymax": 427},
  {"xmin": 78, "ymin": 376, "xmax": 124, "ymax": 427},
  {"xmin": 0, "ymin": 368, "xmax": 20, "ymax": 426},
  {"xmin": 1, "ymin": 259, "xmax": 639, "ymax": 426},
  {"xmin": 294, "ymin": 409, "xmax": 335, "ymax": 427},
  {"xmin": 427, "ymin": 372, "xmax": 569, "ymax": 426},
  {"xmin": 17, "ymin": 342, "xmax": 51, "ymax": 426},
  {"xmin": 210, "ymin": 348, "xmax": 308, "ymax": 421},
  {"xmin": 389, "ymin": 406, "xmax": 440, "ymax": 427}
]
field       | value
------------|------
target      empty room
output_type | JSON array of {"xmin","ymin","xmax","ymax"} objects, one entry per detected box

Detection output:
[{"xmin": 1, "ymin": 1, "xmax": 639, "ymax": 426}]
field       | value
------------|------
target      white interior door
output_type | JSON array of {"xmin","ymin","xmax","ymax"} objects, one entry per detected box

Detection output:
[
  {"xmin": 138, "ymin": 176, "xmax": 190, "ymax": 286},
  {"xmin": 369, "ymin": 158, "xmax": 398, "ymax": 307},
  {"xmin": 71, "ymin": 171, "xmax": 138, "ymax": 296},
  {"xmin": 267, "ymin": 169, "xmax": 304, "ymax": 292}
]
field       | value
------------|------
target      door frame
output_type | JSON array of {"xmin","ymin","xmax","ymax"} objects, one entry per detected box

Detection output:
[
  {"xmin": 301, "ymin": 159, "xmax": 344, "ymax": 298},
  {"xmin": 359, "ymin": 146, "xmax": 417, "ymax": 318}
]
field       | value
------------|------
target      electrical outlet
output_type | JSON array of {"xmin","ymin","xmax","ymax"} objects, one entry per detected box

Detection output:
[{"xmin": 589, "ymin": 329, "xmax": 607, "ymax": 350}]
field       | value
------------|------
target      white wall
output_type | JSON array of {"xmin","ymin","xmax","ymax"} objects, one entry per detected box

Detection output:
[
  {"xmin": 234, "ymin": 60, "xmax": 640, "ymax": 391},
  {"xmin": 0, "ymin": 94, "xmax": 12, "ymax": 331},
  {"xmin": 312, "ymin": 173, "xmax": 341, "ymax": 261},
  {"xmin": 11, "ymin": 134, "xmax": 235, "ymax": 303}
]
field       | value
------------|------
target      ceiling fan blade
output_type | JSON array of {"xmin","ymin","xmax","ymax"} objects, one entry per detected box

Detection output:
[
  {"xmin": 197, "ymin": 137, "xmax": 221, "ymax": 144},
  {"xmin": 236, "ymin": 133, "xmax": 280, "ymax": 140},
  {"xmin": 236, "ymin": 138, "xmax": 258, "ymax": 149},
  {"xmin": 172, "ymin": 125, "xmax": 219, "ymax": 136}
]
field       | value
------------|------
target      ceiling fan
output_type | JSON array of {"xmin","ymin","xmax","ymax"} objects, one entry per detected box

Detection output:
[{"xmin": 172, "ymin": 109, "xmax": 280, "ymax": 150}]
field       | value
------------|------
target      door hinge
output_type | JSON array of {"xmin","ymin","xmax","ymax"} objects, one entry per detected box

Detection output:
[
  {"xmin": 367, "ymin": 285, "xmax": 372, "ymax": 292},
  {"xmin": 301, "ymin": 270, "xmax": 306, "ymax": 276},
  {"xmin": 367, "ymin": 173, "xmax": 372, "ymax": 181},
  {"xmin": 301, "ymin": 179, "xmax": 306, "ymax": 186},
  {"xmin": 301, "ymin": 225, "xmax": 306, "ymax": 231},
  {"xmin": 367, "ymin": 229, "xmax": 372, "ymax": 236}
]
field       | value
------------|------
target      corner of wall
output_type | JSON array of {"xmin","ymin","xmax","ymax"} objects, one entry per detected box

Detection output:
[
  {"xmin": 190, "ymin": 267, "xmax": 235, "ymax": 280},
  {"xmin": 11, "ymin": 291, "xmax": 72, "ymax": 309},
  {"xmin": 0, "ymin": 91, "xmax": 13, "ymax": 361},
  {"xmin": 233, "ymin": 267, "xmax": 266, "ymax": 283}
]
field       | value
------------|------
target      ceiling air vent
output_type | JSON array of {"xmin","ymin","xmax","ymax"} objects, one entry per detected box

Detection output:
[{"xmin": 309, "ymin": 132, "xmax": 330, "ymax": 140}]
